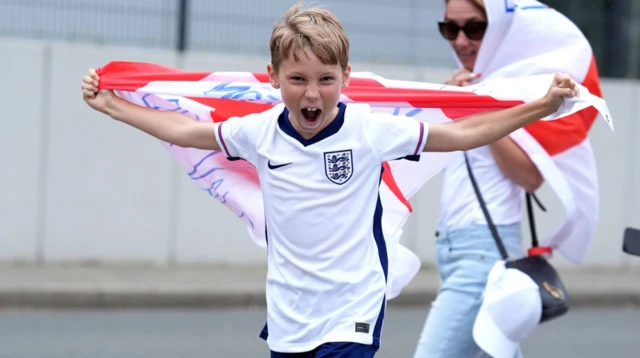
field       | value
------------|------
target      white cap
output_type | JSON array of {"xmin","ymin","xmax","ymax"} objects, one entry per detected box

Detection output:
[{"xmin": 473, "ymin": 260, "xmax": 542, "ymax": 358}]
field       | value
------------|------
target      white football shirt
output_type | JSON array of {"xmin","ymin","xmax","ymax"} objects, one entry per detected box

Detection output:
[{"xmin": 214, "ymin": 102, "xmax": 428, "ymax": 353}]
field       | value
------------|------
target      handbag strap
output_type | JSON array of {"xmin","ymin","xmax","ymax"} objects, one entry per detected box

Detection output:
[
  {"xmin": 463, "ymin": 152, "xmax": 509, "ymax": 260},
  {"xmin": 463, "ymin": 152, "xmax": 548, "ymax": 258},
  {"xmin": 526, "ymin": 189, "xmax": 547, "ymax": 247}
]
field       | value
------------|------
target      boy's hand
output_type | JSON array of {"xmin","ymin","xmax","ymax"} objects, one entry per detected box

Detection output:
[
  {"xmin": 81, "ymin": 68, "xmax": 114, "ymax": 114},
  {"xmin": 543, "ymin": 73, "xmax": 579, "ymax": 113}
]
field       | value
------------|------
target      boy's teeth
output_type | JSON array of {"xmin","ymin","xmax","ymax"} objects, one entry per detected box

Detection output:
[{"xmin": 305, "ymin": 108, "xmax": 318, "ymax": 111}]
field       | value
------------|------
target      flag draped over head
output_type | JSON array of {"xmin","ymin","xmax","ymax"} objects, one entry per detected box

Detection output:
[
  {"xmin": 96, "ymin": 56, "xmax": 611, "ymax": 298},
  {"xmin": 460, "ymin": 0, "xmax": 607, "ymax": 263}
]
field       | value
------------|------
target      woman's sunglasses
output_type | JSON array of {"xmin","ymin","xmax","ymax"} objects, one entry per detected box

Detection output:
[{"xmin": 437, "ymin": 19, "xmax": 487, "ymax": 41}]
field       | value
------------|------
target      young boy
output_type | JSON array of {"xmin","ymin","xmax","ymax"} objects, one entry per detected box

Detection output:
[{"xmin": 80, "ymin": 2, "xmax": 578, "ymax": 357}]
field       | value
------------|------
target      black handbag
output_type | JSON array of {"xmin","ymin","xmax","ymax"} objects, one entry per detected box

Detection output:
[{"xmin": 464, "ymin": 152, "xmax": 570, "ymax": 323}]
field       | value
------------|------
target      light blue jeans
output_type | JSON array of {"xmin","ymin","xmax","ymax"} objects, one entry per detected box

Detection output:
[{"xmin": 413, "ymin": 223, "xmax": 525, "ymax": 358}]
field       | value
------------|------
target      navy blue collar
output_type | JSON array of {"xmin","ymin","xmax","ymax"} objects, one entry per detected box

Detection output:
[{"xmin": 278, "ymin": 102, "xmax": 346, "ymax": 146}]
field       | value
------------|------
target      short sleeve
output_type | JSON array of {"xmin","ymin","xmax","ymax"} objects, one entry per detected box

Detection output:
[
  {"xmin": 364, "ymin": 113, "xmax": 429, "ymax": 163},
  {"xmin": 214, "ymin": 114, "xmax": 259, "ymax": 165}
]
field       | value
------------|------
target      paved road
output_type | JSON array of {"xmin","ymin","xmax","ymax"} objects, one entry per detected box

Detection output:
[{"xmin": 0, "ymin": 306, "xmax": 637, "ymax": 358}]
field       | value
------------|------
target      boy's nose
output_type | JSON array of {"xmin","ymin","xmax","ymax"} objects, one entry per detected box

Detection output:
[{"xmin": 305, "ymin": 86, "xmax": 319, "ymax": 99}]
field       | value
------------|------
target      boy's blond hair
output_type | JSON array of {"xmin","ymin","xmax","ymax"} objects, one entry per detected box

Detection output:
[{"xmin": 269, "ymin": 1, "xmax": 350, "ymax": 72}]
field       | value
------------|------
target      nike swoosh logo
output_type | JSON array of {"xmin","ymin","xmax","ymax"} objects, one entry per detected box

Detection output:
[{"xmin": 268, "ymin": 160, "xmax": 292, "ymax": 170}]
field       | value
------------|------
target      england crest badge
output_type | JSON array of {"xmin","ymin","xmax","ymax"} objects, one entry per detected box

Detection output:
[{"xmin": 324, "ymin": 150, "xmax": 353, "ymax": 185}]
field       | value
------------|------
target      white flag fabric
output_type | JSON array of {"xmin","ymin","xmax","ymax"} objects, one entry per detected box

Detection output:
[{"xmin": 96, "ymin": 52, "xmax": 612, "ymax": 298}]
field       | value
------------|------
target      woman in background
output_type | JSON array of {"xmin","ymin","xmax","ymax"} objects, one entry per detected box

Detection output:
[{"xmin": 413, "ymin": 0, "xmax": 603, "ymax": 357}]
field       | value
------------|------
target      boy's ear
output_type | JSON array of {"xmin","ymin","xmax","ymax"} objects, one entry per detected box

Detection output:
[
  {"xmin": 267, "ymin": 63, "xmax": 280, "ymax": 89},
  {"xmin": 341, "ymin": 64, "xmax": 352, "ymax": 90}
]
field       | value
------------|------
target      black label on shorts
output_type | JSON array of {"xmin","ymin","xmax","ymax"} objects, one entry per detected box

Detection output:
[{"xmin": 355, "ymin": 322, "xmax": 370, "ymax": 333}]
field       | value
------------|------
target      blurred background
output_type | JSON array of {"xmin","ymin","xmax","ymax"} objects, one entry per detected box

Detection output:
[
  {"xmin": 1, "ymin": 0, "xmax": 639, "ymax": 357},
  {"xmin": 2, "ymin": 0, "xmax": 640, "ymax": 77}
]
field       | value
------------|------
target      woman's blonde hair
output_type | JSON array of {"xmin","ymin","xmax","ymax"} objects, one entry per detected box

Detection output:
[{"xmin": 445, "ymin": 0, "xmax": 486, "ymax": 13}]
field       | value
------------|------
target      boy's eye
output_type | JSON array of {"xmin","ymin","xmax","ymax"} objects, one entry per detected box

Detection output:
[
  {"xmin": 291, "ymin": 76, "xmax": 304, "ymax": 81},
  {"xmin": 321, "ymin": 77, "xmax": 334, "ymax": 82}
]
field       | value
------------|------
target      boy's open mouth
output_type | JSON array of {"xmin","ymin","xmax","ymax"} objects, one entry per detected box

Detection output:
[{"xmin": 301, "ymin": 108, "xmax": 321, "ymax": 123}]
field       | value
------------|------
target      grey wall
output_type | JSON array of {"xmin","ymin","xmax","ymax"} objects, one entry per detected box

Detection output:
[{"xmin": 0, "ymin": 0, "xmax": 453, "ymax": 67}]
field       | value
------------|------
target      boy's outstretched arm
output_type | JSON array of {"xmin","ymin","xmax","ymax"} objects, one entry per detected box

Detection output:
[
  {"xmin": 424, "ymin": 73, "xmax": 578, "ymax": 152},
  {"xmin": 81, "ymin": 68, "xmax": 220, "ymax": 151}
]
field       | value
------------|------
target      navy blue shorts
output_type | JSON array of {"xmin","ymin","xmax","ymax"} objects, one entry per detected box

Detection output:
[{"xmin": 270, "ymin": 342, "xmax": 377, "ymax": 358}]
